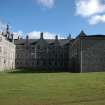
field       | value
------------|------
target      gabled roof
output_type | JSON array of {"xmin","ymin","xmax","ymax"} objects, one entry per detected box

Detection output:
[
  {"xmin": 79, "ymin": 30, "xmax": 87, "ymax": 36},
  {"xmin": 76, "ymin": 30, "xmax": 87, "ymax": 38}
]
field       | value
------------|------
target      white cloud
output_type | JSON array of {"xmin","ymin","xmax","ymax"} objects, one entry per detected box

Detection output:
[
  {"xmin": 89, "ymin": 14, "xmax": 105, "ymax": 24},
  {"xmin": 0, "ymin": 20, "xmax": 6, "ymax": 32},
  {"xmin": 36, "ymin": 0, "xmax": 55, "ymax": 8},
  {"xmin": 28, "ymin": 31, "xmax": 65, "ymax": 39},
  {"xmin": 28, "ymin": 31, "xmax": 41, "ymax": 39},
  {"xmin": 75, "ymin": 0, "xmax": 105, "ymax": 24},
  {"xmin": 76, "ymin": 0, "xmax": 105, "ymax": 17},
  {"xmin": 13, "ymin": 30, "xmax": 24, "ymax": 39}
]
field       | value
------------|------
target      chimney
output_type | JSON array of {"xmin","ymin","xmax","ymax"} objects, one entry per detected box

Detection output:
[
  {"xmin": 68, "ymin": 34, "xmax": 71, "ymax": 40},
  {"xmin": 11, "ymin": 33, "xmax": 14, "ymax": 43},
  {"xmin": 26, "ymin": 35, "xmax": 29, "ymax": 40},
  {"xmin": 18, "ymin": 36, "xmax": 20, "ymax": 40},
  {"xmin": 6, "ymin": 24, "xmax": 9, "ymax": 33},
  {"xmin": 40, "ymin": 32, "xmax": 43, "ymax": 39},
  {"xmin": 55, "ymin": 35, "xmax": 58, "ymax": 40}
]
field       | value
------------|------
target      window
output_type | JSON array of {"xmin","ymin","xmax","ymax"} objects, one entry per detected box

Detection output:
[
  {"xmin": 46, "ymin": 48, "xmax": 49, "ymax": 53},
  {"xmin": 49, "ymin": 60, "xmax": 52, "ymax": 65},
  {"xmin": 32, "ymin": 62, "xmax": 35, "ymax": 65},
  {"xmin": 0, "ymin": 57, "xmax": 1, "ymax": 63},
  {"xmin": 32, "ymin": 47, "xmax": 34, "ymax": 50},
  {"xmin": 37, "ymin": 45, "xmax": 40, "ymax": 49},
  {"xmin": 4, "ymin": 59, "xmax": 6, "ymax": 64},
  {"xmin": 36, "ymin": 60, "xmax": 39, "ymax": 65},
  {"xmin": 43, "ymin": 60, "xmax": 46, "ymax": 65},
  {"xmin": 55, "ymin": 61, "xmax": 57, "ymax": 66},
  {"xmin": 0, "ymin": 47, "xmax": 2, "ymax": 52},
  {"xmin": 0, "ymin": 37, "xmax": 2, "ymax": 42}
]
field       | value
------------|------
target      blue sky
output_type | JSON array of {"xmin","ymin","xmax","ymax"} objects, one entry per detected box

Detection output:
[{"xmin": 0, "ymin": 0, "xmax": 105, "ymax": 38}]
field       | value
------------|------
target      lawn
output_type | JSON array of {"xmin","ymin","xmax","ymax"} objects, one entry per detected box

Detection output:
[{"xmin": 0, "ymin": 71, "xmax": 105, "ymax": 105}]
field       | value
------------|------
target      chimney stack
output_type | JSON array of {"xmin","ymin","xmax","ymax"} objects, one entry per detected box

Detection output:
[
  {"xmin": 26, "ymin": 35, "xmax": 29, "ymax": 40},
  {"xmin": 55, "ymin": 35, "xmax": 58, "ymax": 40},
  {"xmin": 40, "ymin": 32, "xmax": 43, "ymax": 39}
]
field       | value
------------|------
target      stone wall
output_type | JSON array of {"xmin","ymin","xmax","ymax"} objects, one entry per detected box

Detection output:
[
  {"xmin": 69, "ymin": 39, "xmax": 81, "ymax": 72},
  {"xmin": 0, "ymin": 34, "xmax": 15, "ymax": 71},
  {"xmin": 81, "ymin": 38, "xmax": 105, "ymax": 72},
  {"xmin": 15, "ymin": 37, "xmax": 70, "ymax": 71}
]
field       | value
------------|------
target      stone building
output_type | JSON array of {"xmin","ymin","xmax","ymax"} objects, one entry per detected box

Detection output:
[
  {"xmin": 1, "ymin": 25, "xmax": 105, "ymax": 72},
  {"xmin": 15, "ymin": 32, "xmax": 70, "ymax": 71},
  {"xmin": 14, "ymin": 30, "xmax": 105, "ymax": 72},
  {"xmin": 0, "ymin": 25, "xmax": 15, "ymax": 71},
  {"xmin": 70, "ymin": 31, "xmax": 105, "ymax": 72}
]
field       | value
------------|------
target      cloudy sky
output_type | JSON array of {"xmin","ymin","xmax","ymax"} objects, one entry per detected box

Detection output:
[{"xmin": 0, "ymin": 0, "xmax": 105, "ymax": 38}]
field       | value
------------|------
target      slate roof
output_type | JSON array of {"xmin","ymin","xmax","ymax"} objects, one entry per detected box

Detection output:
[
  {"xmin": 14, "ymin": 39, "xmax": 37, "ymax": 45},
  {"xmin": 15, "ymin": 34, "xmax": 105, "ymax": 46},
  {"xmin": 80, "ymin": 35, "xmax": 105, "ymax": 39},
  {"xmin": 14, "ymin": 38, "xmax": 72, "ymax": 46},
  {"xmin": 87, "ymin": 35, "xmax": 105, "ymax": 37}
]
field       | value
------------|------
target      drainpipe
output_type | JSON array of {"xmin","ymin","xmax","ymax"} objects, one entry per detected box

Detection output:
[{"xmin": 80, "ymin": 39, "xmax": 83, "ymax": 73}]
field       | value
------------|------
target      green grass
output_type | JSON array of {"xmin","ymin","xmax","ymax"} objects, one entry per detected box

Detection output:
[{"xmin": 0, "ymin": 71, "xmax": 105, "ymax": 105}]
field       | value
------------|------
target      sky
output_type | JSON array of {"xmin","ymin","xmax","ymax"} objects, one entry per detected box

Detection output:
[{"xmin": 0, "ymin": 0, "xmax": 105, "ymax": 39}]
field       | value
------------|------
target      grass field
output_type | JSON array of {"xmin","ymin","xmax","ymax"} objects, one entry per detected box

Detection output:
[{"xmin": 0, "ymin": 71, "xmax": 105, "ymax": 105}]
